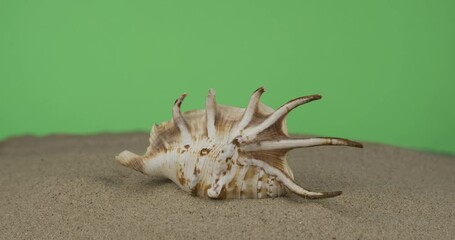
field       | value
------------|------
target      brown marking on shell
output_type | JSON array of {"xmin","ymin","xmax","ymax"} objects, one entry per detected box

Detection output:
[
  {"xmin": 177, "ymin": 167, "xmax": 187, "ymax": 186},
  {"xmin": 244, "ymin": 165, "xmax": 258, "ymax": 181},
  {"xmin": 255, "ymin": 116, "xmax": 288, "ymax": 142},
  {"xmin": 191, "ymin": 181, "xmax": 210, "ymax": 197},
  {"xmin": 217, "ymin": 186, "xmax": 228, "ymax": 199},
  {"xmin": 245, "ymin": 104, "xmax": 270, "ymax": 128},
  {"xmin": 223, "ymin": 166, "xmax": 245, "ymax": 199},
  {"xmin": 125, "ymin": 158, "xmax": 145, "ymax": 173},
  {"xmin": 214, "ymin": 105, "xmax": 245, "ymax": 135},
  {"xmin": 239, "ymin": 166, "xmax": 259, "ymax": 198},
  {"xmin": 199, "ymin": 148, "xmax": 210, "ymax": 156},
  {"xmin": 146, "ymin": 122, "xmax": 180, "ymax": 157},
  {"xmin": 185, "ymin": 110, "xmax": 208, "ymax": 140},
  {"xmin": 226, "ymin": 160, "xmax": 233, "ymax": 171},
  {"xmin": 267, "ymin": 176, "xmax": 277, "ymax": 197},
  {"xmin": 190, "ymin": 184, "xmax": 199, "ymax": 196},
  {"xmin": 227, "ymin": 178, "xmax": 236, "ymax": 189},
  {"xmin": 232, "ymin": 138, "xmax": 240, "ymax": 147},
  {"xmin": 257, "ymin": 172, "xmax": 268, "ymax": 197},
  {"xmin": 193, "ymin": 166, "xmax": 201, "ymax": 175}
]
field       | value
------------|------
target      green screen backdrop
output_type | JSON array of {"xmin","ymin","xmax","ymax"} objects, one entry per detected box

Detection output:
[{"xmin": 1, "ymin": 0, "xmax": 454, "ymax": 154}]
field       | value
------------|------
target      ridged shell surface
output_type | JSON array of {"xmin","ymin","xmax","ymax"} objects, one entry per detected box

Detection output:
[{"xmin": 116, "ymin": 87, "xmax": 363, "ymax": 199}]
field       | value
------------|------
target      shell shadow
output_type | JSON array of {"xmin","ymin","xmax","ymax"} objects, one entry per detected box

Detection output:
[
  {"xmin": 141, "ymin": 177, "xmax": 174, "ymax": 186},
  {"xmin": 281, "ymin": 192, "xmax": 362, "ymax": 218},
  {"xmin": 93, "ymin": 174, "xmax": 173, "ymax": 190}
]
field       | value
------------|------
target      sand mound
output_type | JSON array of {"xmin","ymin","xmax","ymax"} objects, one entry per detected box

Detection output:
[{"xmin": 1, "ymin": 133, "xmax": 454, "ymax": 239}]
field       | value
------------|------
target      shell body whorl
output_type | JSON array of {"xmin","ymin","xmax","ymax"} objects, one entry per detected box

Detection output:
[{"xmin": 116, "ymin": 87, "xmax": 363, "ymax": 200}]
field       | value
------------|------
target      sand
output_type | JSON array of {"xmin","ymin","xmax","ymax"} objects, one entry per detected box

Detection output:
[{"xmin": 0, "ymin": 133, "xmax": 454, "ymax": 239}]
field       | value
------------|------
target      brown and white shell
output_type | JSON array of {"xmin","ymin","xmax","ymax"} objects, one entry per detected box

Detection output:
[{"xmin": 116, "ymin": 87, "xmax": 363, "ymax": 199}]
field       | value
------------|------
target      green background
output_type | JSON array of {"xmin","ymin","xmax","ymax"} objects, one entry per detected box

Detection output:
[{"xmin": 1, "ymin": 0, "xmax": 454, "ymax": 154}]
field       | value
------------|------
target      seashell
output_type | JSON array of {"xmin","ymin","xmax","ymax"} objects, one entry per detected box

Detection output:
[{"xmin": 116, "ymin": 87, "xmax": 363, "ymax": 199}]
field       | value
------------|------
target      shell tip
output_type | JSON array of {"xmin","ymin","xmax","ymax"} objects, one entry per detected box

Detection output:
[
  {"xmin": 347, "ymin": 140, "xmax": 363, "ymax": 148},
  {"xmin": 115, "ymin": 150, "xmax": 139, "ymax": 165},
  {"xmin": 256, "ymin": 86, "xmax": 265, "ymax": 93}
]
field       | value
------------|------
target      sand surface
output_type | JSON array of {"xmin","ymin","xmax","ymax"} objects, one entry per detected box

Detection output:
[{"xmin": 0, "ymin": 133, "xmax": 454, "ymax": 239}]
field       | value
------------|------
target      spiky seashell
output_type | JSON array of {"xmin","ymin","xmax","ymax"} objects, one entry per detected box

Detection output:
[{"xmin": 116, "ymin": 87, "xmax": 363, "ymax": 199}]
